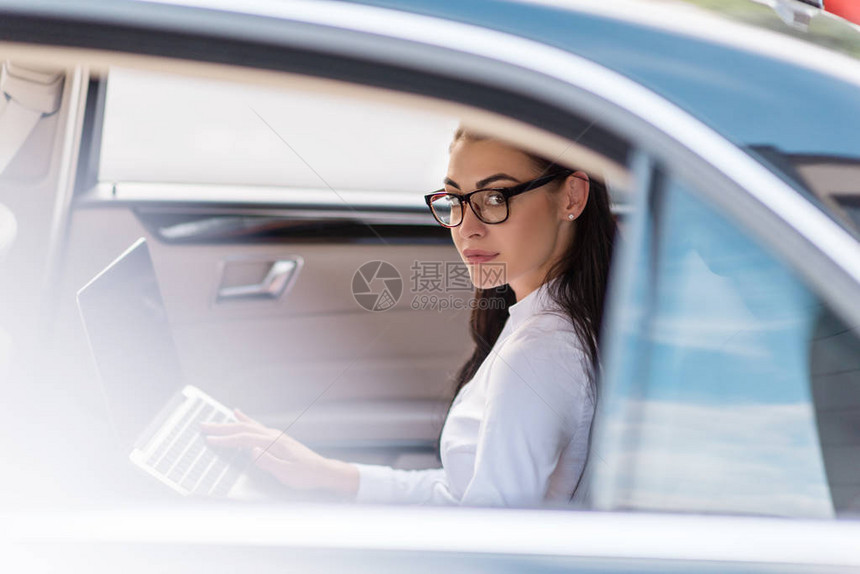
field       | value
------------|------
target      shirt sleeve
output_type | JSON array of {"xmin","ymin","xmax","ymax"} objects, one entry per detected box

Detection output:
[
  {"xmin": 352, "ymin": 463, "xmax": 458, "ymax": 505},
  {"xmin": 460, "ymin": 326, "xmax": 592, "ymax": 507}
]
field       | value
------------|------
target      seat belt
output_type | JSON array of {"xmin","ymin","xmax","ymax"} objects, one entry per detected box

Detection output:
[{"xmin": 0, "ymin": 62, "xmax": 64, "ymax": 176}]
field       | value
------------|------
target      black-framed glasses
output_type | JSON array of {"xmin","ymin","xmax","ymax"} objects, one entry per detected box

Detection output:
[{"xmin": 424, "ymin": 170, "xmax": 574, "ymax": 228}]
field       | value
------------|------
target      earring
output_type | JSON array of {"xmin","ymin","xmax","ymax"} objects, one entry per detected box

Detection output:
[{"xmin": 568, "ymin": 214, "xmax": 575, "ymax": 220}]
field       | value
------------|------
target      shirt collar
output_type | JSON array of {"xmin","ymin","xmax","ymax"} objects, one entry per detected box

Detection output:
[{"xmin": 506, "ymin": 278, "xmax": 563, "ymax": 332}]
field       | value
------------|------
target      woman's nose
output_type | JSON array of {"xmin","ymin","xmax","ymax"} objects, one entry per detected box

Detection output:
[{"xmin": 457, "ymin": 203, "xmax": 486, "ymax": 238}]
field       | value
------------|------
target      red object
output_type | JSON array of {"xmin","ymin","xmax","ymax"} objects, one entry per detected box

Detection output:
[{"xmin": 826, "ymin": 0, "xmax": 860, "ymax": 25}]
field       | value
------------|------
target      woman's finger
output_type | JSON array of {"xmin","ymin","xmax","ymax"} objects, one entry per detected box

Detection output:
[
  {"xmin": 234, "ymin": 408, "xmax": 264, "ymax": 427},
  {"xmin": 250, "ymin": 447, "xmax": 290, "ymax": 483}
]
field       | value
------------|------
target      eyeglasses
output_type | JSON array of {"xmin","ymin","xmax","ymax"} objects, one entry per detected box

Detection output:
[{"xmin": 424, "ymin": 170, "xmax": 574, "ymax": 228}]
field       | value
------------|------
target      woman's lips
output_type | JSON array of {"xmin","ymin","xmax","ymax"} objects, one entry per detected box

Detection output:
[{"xmin": 463, "ymin": 250, "xmax": 499, "ymax": 264}]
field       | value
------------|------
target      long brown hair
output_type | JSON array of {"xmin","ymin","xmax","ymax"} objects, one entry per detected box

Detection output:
[{"xmin": 447, "ymin": 128, "xmax": 617, "ymax": 405}]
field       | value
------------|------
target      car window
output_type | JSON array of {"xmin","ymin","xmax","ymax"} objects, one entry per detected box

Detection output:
[
  {"xmin": 746, "ymin": 147, "xmax": 860, "ymax": 237},
  {"xmin": 12, "ymin": 55, "xmax": 636, "ymax": 510},
  {"xmin": 592, "ymin": 168, "xmax": 860, "ymax": 518},
  {"xmin": 97, "ymin": 68, "xmax": 456, "ymax": 198}
]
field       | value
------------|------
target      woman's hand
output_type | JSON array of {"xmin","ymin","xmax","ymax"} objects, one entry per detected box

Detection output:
[{"xmin": 199, "ymin": 409, "xmax": 359, "ymax": 498}]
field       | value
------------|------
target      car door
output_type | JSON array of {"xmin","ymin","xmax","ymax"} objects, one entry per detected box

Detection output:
[{"xmin": 5, "ymin": 0, "xmax": 860, "ymax": 518}]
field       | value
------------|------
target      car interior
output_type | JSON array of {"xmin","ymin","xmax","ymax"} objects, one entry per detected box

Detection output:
[{"xmin": 0, "ymin": 51, "xmax": 632, "ymax": 504}]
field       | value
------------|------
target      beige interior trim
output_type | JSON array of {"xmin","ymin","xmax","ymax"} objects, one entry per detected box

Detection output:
[{"xmin": 44, "ymin": 65, "xmax": 89, "ymax": 293}]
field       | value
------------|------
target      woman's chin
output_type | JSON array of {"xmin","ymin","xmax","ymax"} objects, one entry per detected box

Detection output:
[{"xmin": 467, "ymin": 262, "xmax": 508, "ymax": 290}]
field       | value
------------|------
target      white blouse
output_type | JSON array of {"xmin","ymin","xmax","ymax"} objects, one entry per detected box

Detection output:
[{"xmin": 353, "ymin": 280, "xmax": 596, "ymax": 507}]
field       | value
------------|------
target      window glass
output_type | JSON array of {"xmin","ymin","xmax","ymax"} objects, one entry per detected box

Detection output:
[
  {"xmin": 594, "ymin": 171, "xmax": 860, "ymax": 518},
  {"xmin": 99, "ymin": 68, "xmax": 457, "ymax": 195}
]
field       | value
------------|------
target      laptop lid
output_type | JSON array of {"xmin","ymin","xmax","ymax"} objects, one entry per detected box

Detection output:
[{"xmin": 77, "ymin": 238, "xmax": 184, "ymax": 447}]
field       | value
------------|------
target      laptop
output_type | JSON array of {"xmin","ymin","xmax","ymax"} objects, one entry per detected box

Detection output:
[{"xmin": 77, "ymin": 237, "xmax": 253, "ymax": 498}]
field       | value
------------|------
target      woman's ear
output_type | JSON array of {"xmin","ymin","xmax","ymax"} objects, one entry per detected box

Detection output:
[{"xmin": 561, "ymin": 171, "xmax": 589, "ymax": 221}]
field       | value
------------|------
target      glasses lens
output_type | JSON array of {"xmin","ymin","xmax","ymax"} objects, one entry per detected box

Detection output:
[
  {"xmin": 430, "ymin": 194, "xmax": 462, "ymax": 226},
  {"xmin": 472, "ymin": 190, "xmax": 507, "ymax": 223}
]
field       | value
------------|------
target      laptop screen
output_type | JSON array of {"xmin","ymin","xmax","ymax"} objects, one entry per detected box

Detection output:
[{"xmin": 77, "ymin": 238, "xmax": 184, "ymax": 447}]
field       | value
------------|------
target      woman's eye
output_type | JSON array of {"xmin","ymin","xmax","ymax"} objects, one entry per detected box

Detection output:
[{"xmin": 484, "ymin": 192, "xmax": 505, "ymax": 206}]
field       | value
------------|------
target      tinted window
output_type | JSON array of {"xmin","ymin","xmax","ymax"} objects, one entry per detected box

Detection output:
[{"xmin": 594, "ymin": 171, "xmax": 860, "ymax": 518}]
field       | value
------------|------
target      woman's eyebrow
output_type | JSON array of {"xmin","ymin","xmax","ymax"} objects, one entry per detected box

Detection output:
[
  {"xmin": 477, "ymin": 173, "xmax": 520, "ymax": 188},
  {"xmin": 444, "ymin": 173, "xmax": 521, "ymax": 191}
]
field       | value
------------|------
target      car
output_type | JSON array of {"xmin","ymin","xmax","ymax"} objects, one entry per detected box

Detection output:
[
  {"xmin": 3, "ymin": 0, "xmax": 860, "ymax": 570},
  {"xmin": 825, "ymin": 0, "xmax": 860, "ymax": 26}
]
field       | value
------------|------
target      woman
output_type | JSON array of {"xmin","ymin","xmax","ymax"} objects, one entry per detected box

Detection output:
[{"xmin": 201, "ymin": 128, "xmax": 616, "ymax": 506}]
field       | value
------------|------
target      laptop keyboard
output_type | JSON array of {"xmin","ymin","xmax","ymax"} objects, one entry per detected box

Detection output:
[{"xmin": 146, "ymin": 397, "xmax": 242, "ymax": 496}]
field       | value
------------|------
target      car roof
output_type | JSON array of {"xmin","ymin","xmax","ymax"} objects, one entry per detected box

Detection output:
[
  {"xmin": 336, "ymin": 0, "xmax": 860, "ymax": 162},
  {"xmin": 7, "ymin": 0, "xmax": 860, "ymax": 160},
  {"xmin": 4, "ymin": 0, "xmax": 860, "ymax": 170}
]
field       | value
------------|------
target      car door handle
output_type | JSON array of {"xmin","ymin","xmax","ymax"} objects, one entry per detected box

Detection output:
[{"xmin": 217, "ymin": 257, "xmax": 302, "ymax": 301}]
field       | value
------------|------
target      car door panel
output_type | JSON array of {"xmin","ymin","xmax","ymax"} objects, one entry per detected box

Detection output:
[{"xmin": 55, "ymin": 204, "xmax": 469, "ymax": 465}]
